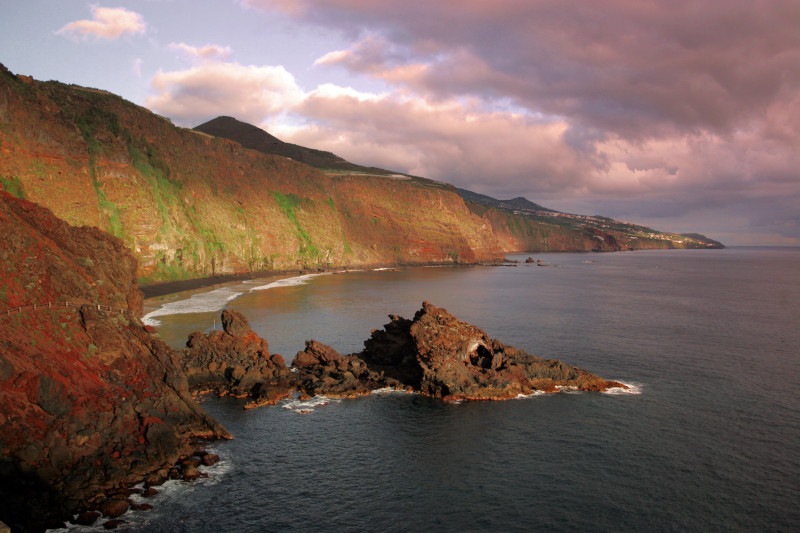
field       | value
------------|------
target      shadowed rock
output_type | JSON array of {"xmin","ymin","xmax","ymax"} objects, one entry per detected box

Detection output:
[
  {"xmin": 294, "ymin": 301, "xmax": 626, "ymax": 401},
  {"xmin": 292, "ymin": 340, "xmax": 399, "ymax": 397},
  {"xmin": 0, "ymin": 192, "xmax": 230, "ymax": 531},
  {"xmin": 180, "ymin": 310, "xmax": 292, "ymax": 405}
]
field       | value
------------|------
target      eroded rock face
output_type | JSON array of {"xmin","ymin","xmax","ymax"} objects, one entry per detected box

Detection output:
[
  {"xmin": 295, "ymin": 301, "xmax": 626, "ymax": 400},
  {"xmin": 0, "ymin": 192, "xmax": 229, "ymax": 532},
  {"xmin": 179, "ymin": 309, "xmax": 292, "ymax": 406}
]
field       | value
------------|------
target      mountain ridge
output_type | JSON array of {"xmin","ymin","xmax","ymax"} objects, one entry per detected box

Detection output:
[
  {"xmin": 194, "ymin": 114, "xmax": 722, "ymax": 252},
  {"xmin": 0, "ymin": 65, "xmax": 721, "ymax": 285}
]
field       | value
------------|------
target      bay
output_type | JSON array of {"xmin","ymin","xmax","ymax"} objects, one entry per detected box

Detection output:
[{"xmin": 69, "ymin": 248, "xmax": 800, "ymax": 532}]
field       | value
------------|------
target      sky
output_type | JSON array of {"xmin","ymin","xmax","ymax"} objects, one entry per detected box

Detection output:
[{"xmin": 2, "ymin": 1, "xmax": 799, "ymax": 246}]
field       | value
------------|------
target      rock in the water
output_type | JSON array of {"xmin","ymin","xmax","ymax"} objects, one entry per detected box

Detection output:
[
  {"xmin": 293, "ymin": 301, "xmax": 626, "ymax": 401},
  {"xmin": 221, "ymin": 309, "xmax": 252, "ymax": 337},
  {"xmin": 292, "ymin": 340, "xmax": 396, "ymax": 397},
  {"xmin": 72, "ymin": 511, "xmax": 101, "ymax": 525},
  {"xmin": 179, "ymin": 311, "xmax": 291, "ymax": 401},
  {"xmin": 201, "ymin": 454, "xmax": 220, "ymax": 466},
  {"xmin": 100, "ymin": 498, "xmax": 129, "ymax": 518}
]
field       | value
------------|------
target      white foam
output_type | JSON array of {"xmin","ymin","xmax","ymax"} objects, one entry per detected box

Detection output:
[
  {"xmin": 48, "ymin": 452, "xmax": 230, "ymax": 532},
  {"xmin": 281, "ymin": 395, "xmax": 341, "ymax": 414},
  {"xmin": 249, "ymin": 272, "xmax": 328, "ymax": 292},
  {"xmin": 142, "ymin": 273, "xmax": 332, "ymax": 327},
  {"xmin": 142, "ymin": 285, "xmax": 242, "ymax": 326},
  {"xmin": 514, "ymin": 390, "xmax": 547, "ymax": 399},
  {"xmin": 370, "ymin": 387, "xmax": 413, "ymax": 395},
  {"xmin": 602, "ymin": 381, "xmax": 644, "ymax": 395},
  {"xmin": 372, "ymin": 267, "xmax": 399, "ymax": 271}
]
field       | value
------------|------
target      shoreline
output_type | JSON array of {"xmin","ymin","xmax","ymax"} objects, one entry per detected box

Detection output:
[
  {"xmin": 139, "ymin": 259, "xmax": 511, "ymax": 300},
  {"xmin": 138, "ymin": 246, "xmax": 728, "ymax": 301}
]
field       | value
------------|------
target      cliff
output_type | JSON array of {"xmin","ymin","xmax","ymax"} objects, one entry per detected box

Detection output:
[
  {"xmin": 0, "ymin": 65, "xmax": 502, "ymax": 283},
  {"xmin": 0, "ymin": 64, "xmax": 721, "ymax": 286},
  {"xmin": 461, "ymin": 196, "xmax": 723, "ymax": 251},
  {"xmin": 0, "ymin": 191, "xmax": 229, "ymax": 531}
]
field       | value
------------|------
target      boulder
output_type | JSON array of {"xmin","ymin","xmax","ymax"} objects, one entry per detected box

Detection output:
[
  {"xmin": 72, "ymin": 511, "xmax": 101, "ymax": 525},
  {"xmin": 221, "ymin": 309, "xmax": 252, "ymax": 337},
  {"xmin": 100, "ymin": 498, "xmax": 129, "ymax": 518},
  {"xmin": 201, "ymin": 453, "xmax": 220, "ymax": 466}
]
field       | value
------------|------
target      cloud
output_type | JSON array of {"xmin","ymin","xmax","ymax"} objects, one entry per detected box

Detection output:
[
  {"xmin": 149, "ymin": 1, "xmax": 800, "ymax": 244},
  {"xmin": 132, "ymin": 58, "xmax": 143, "ymax": 78},
  {"xmin": 281, "ymin": 88, "xmax": 594, "ymax": 195},
  {"xmin": 146, "ymin": 62, "xmax": 304, "ymax": 126},
  {"xmin": 169, "ymin": 43, "xmax": 233, "ymax": 62},
  {"xmin": 251, "ymin": 0, "xmax": 800, "ymax": 143},
  {"xmin": 57, "ymin": 6, "xmax": 146, "ymax": 40}
]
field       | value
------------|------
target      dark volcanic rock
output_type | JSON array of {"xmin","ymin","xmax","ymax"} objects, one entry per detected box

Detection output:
[
  {"xmin": 369, "ymin": 301, "xmax": 625, "ymax": 400},
  {"xmin": 100, "ymin": 498, "xmax": 130, "ymax": 518},
  {"xmin": 72, "ymin": 511, "xmax": 101, "ymax": 525},
  {"xmin": 292, "ymin": 340, "xmax": 397, "ymax": 397},
  {"xmin": 179, "ymin": 310, "xmax": 292, "ymax": 405},
  {"xmin": 221, "ymin": 309, "xmax": 252, "ymax": 338},
  {"xmin": 294, "ymin": 301, "xmax": 626, "ymax": 401}
]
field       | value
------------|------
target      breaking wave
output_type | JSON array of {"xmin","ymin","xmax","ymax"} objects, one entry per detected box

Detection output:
[
  {"xmin": 143, "ymin": 273, "xmax": 335, "ymax": 327},
  {"xmin": 249, "ymin": 273, "xmax": 329, "ymax": 292},
  {"xmin": 602, "ymin": 381, "xmax": 644, "ymax": 395},
  {"xmin": 142, "ymin": 285, "xmax": 242, "ymax": 327},
  {"xmin": 281, "ymin": 395, "xmax": 341, "ymax": 414}
]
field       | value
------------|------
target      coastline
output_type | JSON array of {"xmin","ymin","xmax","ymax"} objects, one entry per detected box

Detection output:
[{"xmin": 139, "ymin": 259, "xmax": 511, "ymax": 300}]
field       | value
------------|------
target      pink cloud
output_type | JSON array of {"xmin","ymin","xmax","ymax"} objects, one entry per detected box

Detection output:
[
  {"xmin": 148, "ymin": 1, "xmax": 800, "ymax": 244},
  {"xmin": 169, "ymin": 43, "xmax": 233, "ymax": 62},
  {"xmin": 146, "ymin": 62, "xmax": 303, "ymax": 126},
  {"xmin": 252, "ymin": 0, "xmax": 800, "ymax": 143},
  {"xmin": 57, "ymin": 6, "xmax": 146, "ymax": 40}
]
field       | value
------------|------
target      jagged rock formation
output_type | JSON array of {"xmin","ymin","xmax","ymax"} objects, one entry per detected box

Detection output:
[
  {"xmin": 292, "ymin": 340, "xmax": 398, "ymax": 397},
  {"xmin": 292, "ymin": 302, "xmax": 625, "ymax": 400},
  {"xmin": 0, "ymin": 192, "xmax": 229, "ymax": 532},
  {"xmin": 179, "ymin": 309, "xmax": 292, "ymax": 408}
]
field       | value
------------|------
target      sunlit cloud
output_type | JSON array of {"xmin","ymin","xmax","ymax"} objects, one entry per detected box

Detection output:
[
  {"xmin": 56, "ymin": 6, "xmax": 146, "ymax": 40},
  {"xmin": 146, "ymin": 62, "xmax": 304, "ymax": 125},
  {"xmin": 148, "ymin": 0, "xmax": 800, "ymax": 244},
  {"xmin": 169, "ymin": 43, "xmax": 233, "ymax": 62}
]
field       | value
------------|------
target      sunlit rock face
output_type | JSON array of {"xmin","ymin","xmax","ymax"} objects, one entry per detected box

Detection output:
[{"xmin": 0, "ymin": 191, "xmax": 229, "ymax": 531}]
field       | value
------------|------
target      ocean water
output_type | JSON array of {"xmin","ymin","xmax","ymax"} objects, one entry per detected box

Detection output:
[{"xmin": 66, "ymin": 248, "xmax": 800, "ymax": 532}]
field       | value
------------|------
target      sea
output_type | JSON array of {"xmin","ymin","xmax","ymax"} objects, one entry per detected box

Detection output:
[{"xmin": 56, "ymin": 247, "xmax": 800, "ymax": 532}]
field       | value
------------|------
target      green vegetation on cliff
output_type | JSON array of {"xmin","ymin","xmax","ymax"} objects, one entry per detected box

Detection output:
[
  {"xmin": 0, "ymin": 64, "xmax": 720, "ymax": 283},
  {"xmin": 0, "ymin": 66, "xmax": 503, "ymax": 282}
]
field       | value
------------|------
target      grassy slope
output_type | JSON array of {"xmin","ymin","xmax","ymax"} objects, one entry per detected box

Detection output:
[{"xmin": 0, "ymin": 67, "xmax": 502, "ymax": 282}]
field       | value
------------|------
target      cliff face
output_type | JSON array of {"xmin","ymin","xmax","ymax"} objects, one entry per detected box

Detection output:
[
  {"xmin": 0, "ymin": 191, "xmax": 228, "ymax": 531},
  {"xmin": 0, "ymin": 66, "xmax": 502, "ymax": 282},
  {"xmin": 468, "ymin": 202, "xmax": 623, "ymax": 252}
]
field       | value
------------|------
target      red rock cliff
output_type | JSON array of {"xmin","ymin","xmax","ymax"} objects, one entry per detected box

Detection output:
[{"xmin": 0, "ymin": 191, "xmax": 229, "ymax": 531}]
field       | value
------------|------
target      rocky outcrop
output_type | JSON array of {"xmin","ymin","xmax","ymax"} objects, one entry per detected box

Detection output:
[
  {"xmin": 180, "ymin": 309, "xmax": 292, "ymax": 408},
  {"xmin": 293, "ymin": 302, "xmax": 626, "ymax": 400},
  {"xmin": 292, "ymin": 340, "xmax": 399, "ymax": 397},
  {"xmin": 0, "ymin": 192, "xmax": 229, "ymax": 532}
]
